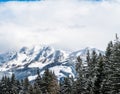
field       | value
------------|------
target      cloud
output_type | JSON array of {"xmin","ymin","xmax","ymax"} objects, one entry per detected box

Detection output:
[{"xmin": 0, "ymin": 0, "xmax": 120, "ymax": 52}]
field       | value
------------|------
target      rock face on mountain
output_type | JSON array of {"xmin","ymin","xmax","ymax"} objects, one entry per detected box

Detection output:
[{"xmin": 0, "ymin": 45, "xmax": 104, "ymax": 81}]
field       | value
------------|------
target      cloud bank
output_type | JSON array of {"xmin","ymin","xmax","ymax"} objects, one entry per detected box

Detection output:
[{"xmin": 0, "ymin": 0, "xmax": 120, "ymax": 52}]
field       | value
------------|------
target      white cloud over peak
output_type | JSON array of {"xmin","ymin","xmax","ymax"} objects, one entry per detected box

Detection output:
[{"xmin": 0, "ymin": 0, "xmax": 120, "ymax": 52}]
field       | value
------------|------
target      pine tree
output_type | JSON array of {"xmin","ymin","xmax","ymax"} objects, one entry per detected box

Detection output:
[
  {"xmin": 105, "ymin": 41, "xmax": 113, "ymax": 59},
  {"xmin": 94, "ymin": 54, "xmax": 105, "ymax": 94},
  {"xmin": 107, "ymin": 36, "xmax": 120, "ymax": 93},
  {"xmin": 101, "ymin": 41, "xmax": 113, "ymax": 94},
  {"xmin": 0, "ymin": 74, "xmax": 21, "ymax": 94},
  {"xmin": 0, "ymin": 76, "xmax": 10, "ymax": 94},
  {"xmin": 23, "ymin": 77, "xmax": 30, "ymax": 94},
  {"xmin": 33, "ymin": 68, "xmax": 44, "ymax": 94},
  {"xmin": 28, "ymin": 85, "xmax": 33, "ymax": 94},
  {"xmin": 10, "ymin": 74, "xmax": 20, "ymax": 94},
  {"xmin": 60, "ymin": 77, "xmax": 73, "ymax": 94},
  {"xmin": 102, "ymin": 35, "xmax": 120, "ymax": 94},
  {"xmin": 35, "ymin": 69, "xmax": 42, "ymax": 88},
  {"xmin": 42, "ymin": 69, "xmax": 60, "ymax": 94},
  {"xmin": 87, "ymin": 50, "xmax": 98, "ymax": 94},
  {"xmin": 33, "ymin": 84, "xmax": 42, "ymax": 94},
  {"xmin": 74, "ymin": 56, "xmax": 88, "ymax": 94}
]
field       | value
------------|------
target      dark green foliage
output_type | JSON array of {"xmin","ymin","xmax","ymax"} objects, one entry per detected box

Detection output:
[
  {"xmin": 102, "ymin": 35, "xmax": 120, "ymax": 94},
  {"xmin": 23, "ymin": 77, "xmax": 30, "ymax": 93},
  {"xmin": 105, "ymin": 41, "xmax": 113, "ymax": 58},
  {"xmin": 87, "ymin": 50, "xmax": 98, "ymax": 94},
  {"xmin": 42, "ymin": 69, "xmax": 60, "ymax": 94},
  {"xmin": 0, "ymin": 69, "xmax": 59, "ymax": 94},
  {"xmin": 75, "ymin": 56, "xmax": 88, "ymax": 94},
  {"xmin": 0, "ymin": 74, "xmax": 21, "ymax": 94},
  {"xmin": 27, "ymin": 84, "xmax": 42, "ymax": 94},
  {"xmin": 60, "ymin": 77, "xmax": 73, "ymax": 94},
  {"xmin": 75, "ymin": 50, "xmax": 105, "ymax": 94},
  {"xmin": 94, "ymin": 54, "xmax": 105, "ymax": 94}
]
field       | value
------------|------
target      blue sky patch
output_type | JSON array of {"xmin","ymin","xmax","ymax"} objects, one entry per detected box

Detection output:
[{"xmin": 0, "ymin": 0, "xmax": 40, "ymax": 2}]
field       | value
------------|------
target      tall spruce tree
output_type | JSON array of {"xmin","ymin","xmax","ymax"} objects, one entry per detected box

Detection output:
[
  {"xmin": 75, "ymin": 56, "xmax": 88, "ymax": 94},
  {"xmin": 42, "ymin": 69, "xmax": 60, "ymax": 94},
  {"xmin": 34, "ymin": 68, "xmax": 44, "ymax": 94},
  {"xmin": 105, "ymin": 41, "xmax": 113, "ymax": 59},
  {"xmin": 87, "ymin": 50, "xmax": 98, "ymax": 94},
  {"xmin": 0, "ymin": 76, "xmax": 9, "ymax": 94},
  {"xmin": 94, "ymin": 54, "xmax": 105, "ymax": 94},
  {"xmin": 101, "ymin": 41, "xmax": 113, "ymax": 94},
  {"xmin": 10, "ymin": 74, "xmax": 20, "ymax": 94},
  {"xmin": 22, "ymin": 77, "xmax": 30, "ymax": 94},
  {"xmin": 60, "ymin": 77, "xmax": 73, "ymax": 94},
  {"xmin": 102, "ymin": 35, "xmax": 120, "ymax": 94}
]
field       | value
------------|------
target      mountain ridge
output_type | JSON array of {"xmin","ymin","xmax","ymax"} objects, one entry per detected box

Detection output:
[{"xmin": 0, "ymin": 45, "xmax": 104, "ymax": 81}]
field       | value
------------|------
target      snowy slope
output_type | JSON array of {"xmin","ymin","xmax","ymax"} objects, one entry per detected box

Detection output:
[
  {"xmin": 0, "ymin": 46, "xmax": 103, "ymax": 81},
  {"xmin": 70, "ymin": 47, "xmax": 104, "ymax": 61}
]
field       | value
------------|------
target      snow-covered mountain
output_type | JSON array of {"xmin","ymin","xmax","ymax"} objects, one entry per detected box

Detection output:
[
  {"xmin": 0, "ymin": 45, "xmax": 104, "ymax": 81},
  {"xmin": 70, "ymin": 47, "xmax": 104, "ymax": 61}
]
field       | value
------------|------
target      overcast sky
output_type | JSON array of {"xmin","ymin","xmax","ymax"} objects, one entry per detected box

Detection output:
[{"xmin": 0, "ymin": 0, "xmax": 120, "ymax": 53}]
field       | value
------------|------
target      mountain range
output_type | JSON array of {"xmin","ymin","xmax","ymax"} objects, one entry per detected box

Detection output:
[{"xmin": 0, "ymin": 45, "xmax": 104, "ymax": 81}]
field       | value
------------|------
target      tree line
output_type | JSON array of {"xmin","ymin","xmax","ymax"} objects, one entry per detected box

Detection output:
[
  {"xmin": 0, "ymin": 69, "xmax": 59, "ymax": 94},
  {"xmin": 0, "ymin": 35, "xmax": 120, "ymax": 94}
]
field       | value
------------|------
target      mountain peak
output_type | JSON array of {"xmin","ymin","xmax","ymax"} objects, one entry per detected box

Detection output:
[{"xmin": 0, "ymin": 46, "xmax": 104, "ymax": 81}]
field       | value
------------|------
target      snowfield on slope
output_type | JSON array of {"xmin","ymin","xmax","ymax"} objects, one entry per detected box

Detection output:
[{"xmin": 0, "ymin": 45, "xmax": 104, "ymax": 81}]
